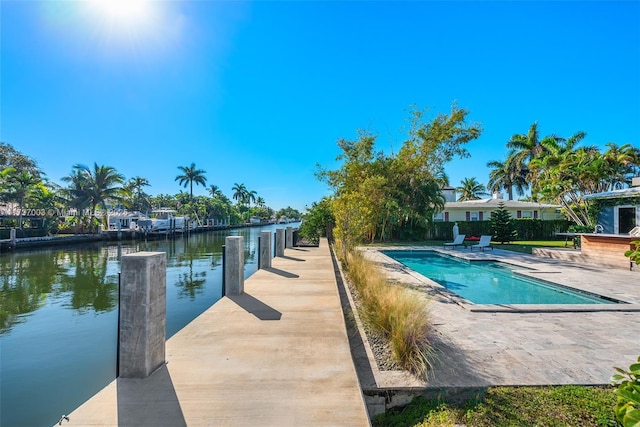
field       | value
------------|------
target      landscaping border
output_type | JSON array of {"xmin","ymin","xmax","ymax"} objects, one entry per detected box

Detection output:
[{"xmin": 329, "ymin": 244, "xmax": 486, "ymax": 418}]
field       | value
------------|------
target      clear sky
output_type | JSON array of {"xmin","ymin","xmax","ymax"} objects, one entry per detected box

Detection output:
[{"xmin": 2, "ymin": 0, "xmax": 639, "ymax": 212}]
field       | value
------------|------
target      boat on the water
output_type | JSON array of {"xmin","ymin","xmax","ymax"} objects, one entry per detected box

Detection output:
[
  {"xmin": 137, "ymin": 209, "xmax": 193, "ymax": 233},
  {"xmin": 108, "ymin": 211, "xmax": 149, "ymax": 231}
]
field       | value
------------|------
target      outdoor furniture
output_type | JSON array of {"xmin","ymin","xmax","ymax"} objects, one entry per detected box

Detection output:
[
  {"xmin": 444, "ymin": 234, "xmax": 466, "ymax": 249},
  {"xmin": 555, "ymin": 232, "xmax": 578, "ymax": 249},
  {"xmin": 471, "ymin": 235, "xmax": 493, "ymax": 251}
]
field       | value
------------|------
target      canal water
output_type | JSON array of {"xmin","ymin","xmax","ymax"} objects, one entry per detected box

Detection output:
[{"xmin": 0, "ymin": 223, "xmax": 294, "ymax": 427}]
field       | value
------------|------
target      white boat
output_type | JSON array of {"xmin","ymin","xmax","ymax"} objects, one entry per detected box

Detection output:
[
  {"xmin": 108, "ymin": 211, "xmax": 149, "ymax": 231},
  {"xmin": 138, "ymin": 209, "xmax": 191, "ymax": 233}
]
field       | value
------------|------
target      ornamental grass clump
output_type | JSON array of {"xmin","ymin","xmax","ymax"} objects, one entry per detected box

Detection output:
[{"xmin": 345, "ymin": 250, "xmax": 432, "ymax": 378}]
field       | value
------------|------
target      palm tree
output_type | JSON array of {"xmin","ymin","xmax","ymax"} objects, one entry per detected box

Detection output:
[
  {"xmin": 208, "ymin": 185, "xmax": 222, "ymax": 198},
  {"xmin": 3, "ymin": 169, "xmax": 43, "ymax": 228},
  {"xmin": 124, "ymin": 176, "xmax": 151, "ymax": 212},
  {"xmin": 245, "ymin": 189, "xmax": 257, "ymax": 207},
  {"xmin": 175, "ymin": 163, "xmax": 207, "ymax": 200},
  {"xmin": 256, "ymin": 196, "xmax": 265, "ymax": 208},
  {"xmin": 603, "ymin": 143, "xmax": 640, "ymax": 190},
  {"xmin": 506, "ymin": 122, "xmax": 565, "ymax": 200},
  {"xmin": 456, "ymin": 177, "xmax": 488, "ymax": 201},
  {"xmin": 62, "ymin": 163, "xmax": 125, "ymax": 232},
  {"xmin": 486, "ymin": 153, "xmax": 528, "ymax": 200},
  {"xmin": 127, "ymin": 176, "xmax": 150, "ymax": 196},
  {"xmin": 232, "ymin": 183, "xmax": 247, "ymax": 205}
]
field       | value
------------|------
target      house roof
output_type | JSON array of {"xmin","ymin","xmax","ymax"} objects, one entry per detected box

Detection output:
[
  {"xmin": 583, "ymin": 186, "xmax": 640, "ymax": 200},
  {"xmin": 444, "ymin": 198, "xmax": 560, "ymax": 209}
]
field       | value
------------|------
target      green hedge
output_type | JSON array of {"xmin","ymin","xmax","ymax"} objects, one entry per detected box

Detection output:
[{"xmin": 427, "ymin": 219, "xmax": 571, "ymax": 241}]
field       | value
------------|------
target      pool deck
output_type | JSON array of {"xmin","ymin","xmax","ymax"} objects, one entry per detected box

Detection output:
[
  {"xmin": 359, "ymin": 246, "xmax": 640, "ymax": 390},
  {"xmin": 63, "ymin": 239, "xmax": 370, "ymax": 427}
]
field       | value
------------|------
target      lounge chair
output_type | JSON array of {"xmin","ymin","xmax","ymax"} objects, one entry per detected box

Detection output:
[
  {"xmin": 444, "ymin": 234, "xmax": 466, "ymax": 249},
  {"xmin": 471, "ymin": 235, "xmax": 493, "ymax": 251},
  {"xmin": 629, "ymin": 226, "xmax": 640, "ymax": 237}
]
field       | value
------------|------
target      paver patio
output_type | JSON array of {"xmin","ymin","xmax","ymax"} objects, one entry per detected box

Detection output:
[{"xmin": 359, "ymin": 247, "xmax": 640, "ymax": 389}]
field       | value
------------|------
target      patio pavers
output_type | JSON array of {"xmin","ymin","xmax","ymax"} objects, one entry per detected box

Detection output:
[{"xmin": 361, "ymin": 247, "xmax": 640, "ymax": 388}]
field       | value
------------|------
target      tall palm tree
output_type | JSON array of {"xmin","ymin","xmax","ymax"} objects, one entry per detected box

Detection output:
[
  {"xmin": 456, "ymin": 177, "xmax": 488, "ymax": 201},
  {"xmin": 232, "ymin": 183, "xmax": 247, "ymax": 205},
  {"xmin": 245, "ymin": 189, "xmax": 257, "ymax": 207},
  {"xmin": 256, "ymin": 196, "xmax": 265, "ymax": 208},
  {"xmin": 175, "ymin": 163, "xmax": 207, "ymax": 200},
  {"xmin": 486, "ymin": 153, "xmax": 528, "ymax": 200},
  {"xmin": 506, "ymin": 122, "xmax": 564, "ymax": 200},
  {"xmin": 62, "ymin": 163, "xmax": 125, "ymax": 231}
]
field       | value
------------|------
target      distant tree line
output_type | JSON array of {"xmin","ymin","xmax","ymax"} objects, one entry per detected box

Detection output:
[{"xmin": 0, "ymin": 142, "xmax": 301, "ymax": 234}]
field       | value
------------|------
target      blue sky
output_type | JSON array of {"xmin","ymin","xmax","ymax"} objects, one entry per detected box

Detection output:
[{"xmin": 2, "ymin": 0, "xmax": 639, "ymax": 212}]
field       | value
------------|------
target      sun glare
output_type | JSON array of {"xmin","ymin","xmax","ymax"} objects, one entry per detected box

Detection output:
[
  {"xmin": 90, "ymin": 0, "xmax": 151, "ymax": 23},
  {"xmin": 85, "ymin": 0, "xmax": 157, "ymax": 37}
]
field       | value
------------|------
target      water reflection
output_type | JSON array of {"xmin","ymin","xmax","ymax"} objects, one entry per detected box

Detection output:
[
  {"xmin": 176, "ymin": 259, "xmax": 207, "ymax": 300},
  {"xmin": 59, "ymin": 249, "xmax": 118, "ymax": 313},
  {"xmin": 0, "ymin": 251, "xmax": 66, "ymax": 333}
]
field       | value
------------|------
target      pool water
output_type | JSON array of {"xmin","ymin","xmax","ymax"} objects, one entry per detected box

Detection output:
[{"xmin": 383, "ymin": 251, "xmax": 615, "ymax": 305}]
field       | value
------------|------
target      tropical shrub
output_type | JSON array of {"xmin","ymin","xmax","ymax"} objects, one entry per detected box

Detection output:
[
  {"xmin": 299, "ymin": 197, "xmax": 334, "ymax": 244},
  {"xmin": 568, "ymin": 224, "xmax": 594, "ymax": 233},
  {"xmin": 611, "ymin": 356, "xmax": 640, "ymax": 427},
  {"xmin": 624, "ymin": 241, "xmax": 640, "ymax": 268}
]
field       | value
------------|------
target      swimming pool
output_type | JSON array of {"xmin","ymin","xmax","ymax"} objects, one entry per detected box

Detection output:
[{"xmin": 383, "ymin": 250, "xmax": 615, "ymax": 305}]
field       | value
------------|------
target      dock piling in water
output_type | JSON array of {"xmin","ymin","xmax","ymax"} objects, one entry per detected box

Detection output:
[
  {"xmin": 275, "ymin": 228, "xmax": 285, "ymax": 257},
  {"xmin": 118, "ymin": 252, "xmax": 167, "ymax": 378},
  {"xmin": 224, "ymin": 236, "xmax": 244, "ymax": 295},
  {"xmin": 259, "ymin": 231, "xmax": 272, "ymax": 269},
  {"xmin": 285, "ymin": 226, "xmax": 293, "ymax": 248}
]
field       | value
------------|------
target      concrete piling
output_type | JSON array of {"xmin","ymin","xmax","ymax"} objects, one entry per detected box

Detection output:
[
  {"xmin": 119, "ymin": 252, "xmax": 167, "ymax": 378},
  {"xmin": 224, "ymin": 236, "xmax": 244, "ymax": 295},
  {"xmin": 276, "ymin": 229, "xmax": 285, "ymax": 257},
  {"xmin": 259, "ymin": 231, "xmax": 272, "ymax": 269},
  {"xmin": 285, "ymin": 227, "xmax": 293, "ymax": 248}
]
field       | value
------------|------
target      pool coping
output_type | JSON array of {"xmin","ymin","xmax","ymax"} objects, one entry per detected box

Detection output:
[{"xmin": 366, "ymin": 246, "xmax": 640, "ymax": 313}]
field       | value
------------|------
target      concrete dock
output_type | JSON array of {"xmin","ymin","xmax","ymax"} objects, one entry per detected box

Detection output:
[{"xmin": 65, "ymin": 239, "xmax": 370, "ymax": 426}]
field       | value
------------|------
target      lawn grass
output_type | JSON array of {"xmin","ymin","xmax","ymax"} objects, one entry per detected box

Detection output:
[{"xmin": 373, "ymin": 386, "xmax": 617, "ymax": 427}]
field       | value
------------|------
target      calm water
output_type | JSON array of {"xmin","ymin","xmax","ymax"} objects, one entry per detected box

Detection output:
[
  {"xmin": 0, "ymin": 223, "xmax": 292, "ymax": 427},
  {"xmin": 384, "ymin": 250, "xmax": 615, "ymax": 305}
]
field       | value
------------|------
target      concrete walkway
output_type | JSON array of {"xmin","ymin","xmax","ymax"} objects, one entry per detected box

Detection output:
[{"xmin": 65, "ymin": 239, "xmax": 370, "ymax": 426}]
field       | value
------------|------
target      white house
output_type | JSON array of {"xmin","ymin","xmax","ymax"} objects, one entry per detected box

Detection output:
[{"xmin": 434, "ymin": 188, "xmax": 563, "ymax": 222}]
